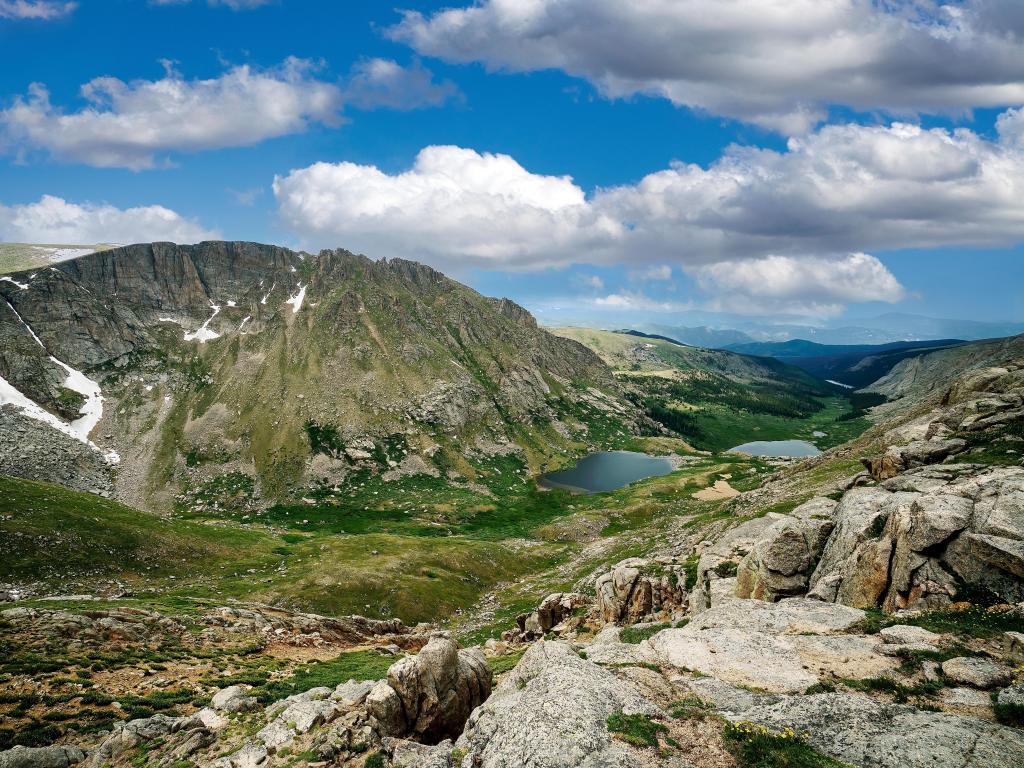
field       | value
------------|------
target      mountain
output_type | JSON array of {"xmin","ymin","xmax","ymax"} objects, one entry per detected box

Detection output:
[
  {"xmin": 638, "ymin": 315, "xmax": 1024, "ymax": 347},
  {"xmin": 849, "ymin": 312, "xmax": 1024, "ymax": 342},
  {"xmin": 863, "ymin": 332, "xmax": 1024, "ymax": 402},
  {"xmin": 635, "ymin": 323, "xmax": 756, "ymax": 348},
  {"xmin": 549, "ymin": 327, "xmax": 866, "ymax": 451},
  {"xmin": 3, "ymin": 316, "xmax": 1022, "ymax": 768},
  {"xmin": 724, "ymin": 338, "xmax": 969, "ymax": 388},
  {"xmin": 0, "ymin": 242, "xmax": 639, "ymax": 511}
]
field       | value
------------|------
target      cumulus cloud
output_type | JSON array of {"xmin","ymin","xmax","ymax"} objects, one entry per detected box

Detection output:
[
  {"xmin": 342, "ymin": 58, "xmax": 461, "ymax": 111},
  {"xmin": 273, "ymin": 145, "xmax": 622, "ymax": 267},
  {"xmin": 1, "ymin": 58, "xmax": 343, "ymax": 169},
  {"xmin": 594, "ymin": 291, "xmax": 691, "ymax": 313},
  {"xmin": 692, "ymin": 254, "xmax": 906, "ymax": 317},
  {"xmin": 0, "ymin": 0, "xmax": 75, "ymax": 19},
  {"xmin": 390, "ymin": 0, "xmax": 1024, "ymax": 133},
  {"xmin": 274, "ymin": 110, "xmax": 1024, "ymax": 315},
  {"xmin": 0, "ymin": 195, "xmax": 218, "ymax": 244}
]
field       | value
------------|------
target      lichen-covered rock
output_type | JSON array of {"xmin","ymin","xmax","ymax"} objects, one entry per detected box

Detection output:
[
  {"xmin": 367, "ymin": 634, "xmax": 492, "ymax": 743},
  {"xmin": 455, "ymin": 641, "xmax": 660, "ymax": 768},
  {"xmin": 736, "ymin": 497, "xmax": 836, "ymax": 601},
  {"xmin": 594, "ymin": 558, "xmax": 688, "ymax": 625},
  {"xmin": 807, "ymin": 465, "xmax": 1024, "ymax": 610},
  {"xmin": 729, "ymin": 692, "xmax": 1024, "ymax": 768},
  {"xmin": 940, "ymin": 657, "xmax": 1014, "ymax": 689},
  {"xmin": 211, "ymin": 685, "xmax": 259, "ymax": 713},
  {"xmin": 863, "ymin": 439, "xmax": 968, "ymax": 481},
  {"xmin": 0, "ymin": 746, "xmax": 86, "ymax": 768}
]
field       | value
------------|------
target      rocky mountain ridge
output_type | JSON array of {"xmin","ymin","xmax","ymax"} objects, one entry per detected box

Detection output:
[{"xmin": 0, "ymin": 242, "xmax": 640, "ymax": 510}]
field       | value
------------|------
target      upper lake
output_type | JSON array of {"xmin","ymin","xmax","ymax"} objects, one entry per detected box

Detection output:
[
  {"xmin": 727, "ymin": 439, "xmax": 821, "ymax": 457},
  {"xmin": 539, "ymin": 450, "xmax": 674, "ymax": 494}
]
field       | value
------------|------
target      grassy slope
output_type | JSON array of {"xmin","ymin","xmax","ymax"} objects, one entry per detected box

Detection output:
[{"xmin": 0, "ymin": 244, "xmax": 114, "ymax": 275}]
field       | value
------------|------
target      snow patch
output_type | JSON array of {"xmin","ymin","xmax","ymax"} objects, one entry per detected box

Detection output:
[
  {"xmin": 1, "ymin": 276, "xmax": 29, "ymax": 290},
  {"xmin": 32, "ymin": 246, "xmax": 95, "ymax": 261},
  {"xmin": 226, "ymin": 300, "xmax": 237, "ymax": 307},
  {"xmin": 0, "ymin": 359, "xmax": 118, "ymax": 464},
  {"xmin": 184, "ymin": 302, "xmax": 221, "ymax": 343},
  {"xmin": 239, "ymin": 316, "xmax": 252, "ymax": 333},
  {"xmin": 261, "ymin": 282, "xmax": 275, "ymax": 305},
  {"xmin": 285, "ymin": 284, "xmax": 306, "ymax": 314},
  {"xmin": 826, "ymin": 379, "xmax": 854, "ymax": 389}
]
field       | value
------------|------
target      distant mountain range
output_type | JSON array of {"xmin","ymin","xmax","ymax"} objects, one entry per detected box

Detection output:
[
  {"xmin": 723, "ymin": 338, "xmax": 970, "ymax": 389},
  {"xmin": 639, "ymin": 314, "xmax": 1024, "ymax": 348}
]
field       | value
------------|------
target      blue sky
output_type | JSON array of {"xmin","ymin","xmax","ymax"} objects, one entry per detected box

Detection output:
[{"xmin": 1, "ymin": 0, "xmax": 1023, "ymax": 329}]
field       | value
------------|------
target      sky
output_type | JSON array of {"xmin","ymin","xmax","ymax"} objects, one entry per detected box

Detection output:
[{"xmin": 1, "ymin": 0, "xmax": 1023, "ymax": 330}]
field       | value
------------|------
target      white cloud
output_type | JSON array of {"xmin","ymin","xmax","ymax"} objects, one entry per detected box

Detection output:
[
  {"xmin": 150, "ymin": 0, "xmax": 273, "ymax": 9},
  {"xmin": 274, "ymin": 110, "xmax": 1024, "ymax": 315},
  {"xmin": 390, "ymin": 0, "xmax": 1024, "ymax": 133},
  {"xmin": 594, "ymin": 291, "xmax": 691, "ymax": 313},
  {"xmin": 1, "ymin": 58, "xmax": 343, "ymax": 169},
  {"xmin": 0, "ymin": 0, "xmax": 75, "ymax": 19},
  {"xmin": 0, "ymin": 195, "xmax": 218, "ymax": 244},
  {"xmin": 692, "ymin": 254, "xmax": 906, "ymax": 318},
  {"xmin": 343, "ymin": 58, "xmax": 461, "ymax": 111},
  {"xmin": 273, "ymin": 145, "xmax": 622, "ymax": 268}
]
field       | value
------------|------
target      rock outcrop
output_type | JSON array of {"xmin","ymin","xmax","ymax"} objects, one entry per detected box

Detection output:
[
  {"xmin": 735, "ymin": 496, "xmax": 836, "ymax": 601},
  {"xmin": 807, "ymin": 464, "xmax": 1024, "ymax": 609},
  {"xmin": 0, "ymin": 746, "xmax": 86, "ymax": 768},
  {"xmin": 650, "ymin": 598, "xmax": 891, "ymax": 694},
  {"xmin": 367, "ymin": 634, "xmax": 492, "ymax": 743},
  {"xmin": 508, "ymin": 592, "xmax": 588, "ymax": 641},
  {"xmin": 594, "ymin": 558, "xmax": 689, "ymax": 624},
  {"xmin": 455, "ymin": 641, "xmax": 661, "ymax": 768}
]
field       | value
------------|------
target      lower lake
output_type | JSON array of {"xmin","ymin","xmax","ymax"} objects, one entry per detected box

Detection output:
[
  {"xmin": 727, "ymin": 439, "xmax": 822, "ymax": 458},
  {"xmin": 539, "ymin": 450, "xmax": 674, "ymax": 493}
]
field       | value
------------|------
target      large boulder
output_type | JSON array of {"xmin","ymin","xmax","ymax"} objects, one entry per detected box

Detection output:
[
  {"xmin": 454, "ymin": 641, "xmax": 660, "ymax": 768},
  {"xmin": 0, "ymin": 747, "xmax": 86, "ymax": 768},
  {"xmin": 941, "ymin": 657, "xmax": 1014, "ymax": 689},
  {"xmin": 594, "ymin": 558, "xmax": 688, "ymax": 624},
  {"xmin": 736, "ymin": 497, "xmax": 836, "ymax": 601},
  {"xmin": 690, "ymin": 515, "xmax": 779, "ymax": 613},
  {"xmin": 367, "ymin": 634, "xmax": 492, "ymax": 743}
]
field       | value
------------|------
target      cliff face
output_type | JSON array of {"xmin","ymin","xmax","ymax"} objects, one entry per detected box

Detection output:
[{"xmin": 0, "ymin": 242, "xmax": 634, "ymax": 509}]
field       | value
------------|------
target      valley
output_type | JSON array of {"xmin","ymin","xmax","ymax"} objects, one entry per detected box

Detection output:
[{"xmin": 1, "ymin": 244, "xmax": 1023, "ymax": 768}]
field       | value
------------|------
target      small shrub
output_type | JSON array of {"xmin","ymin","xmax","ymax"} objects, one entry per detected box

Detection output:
[
  {"xmin": 713, "ymin": 560, "xmax": 738, "ymax": 578},
  {"xmin": 364, "ymin": 751, "xmax": 388, "ymax": 768},
  {"xmin": 993, "ymin": 696, "xmax": 1024, "ymax": 727}
]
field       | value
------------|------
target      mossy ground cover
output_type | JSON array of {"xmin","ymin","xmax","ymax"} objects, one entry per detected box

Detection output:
[
  {"xmin": 858, "ymin": 605, "xmax": 1024, "ymax": 639},
  {"xmin": 723, "ymin": 722, "xmax": 852, "ymax": 767}
]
